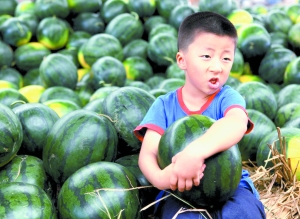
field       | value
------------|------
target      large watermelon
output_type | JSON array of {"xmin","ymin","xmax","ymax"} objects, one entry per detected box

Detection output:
[
  {"xmin": 102, "ymin": 87, "xmax": 155, "ymax": 153},
  {"xmin": 0, "ymin": 103, "xmax": 23, "ymax": 167},
  {"xmin": 158, "ymin": 114, "xmax": 242, "ymax": 207},
  {"xmin": 57, "ymin": 161, "xmax": 140, "ymax": 219},
  {"xmin": 12, "ymin": 103, "xmax": 59, "ymax": 158},
  {"xmin": 43, "ymin": 109, "xmax": 118, "ymax": 184}
]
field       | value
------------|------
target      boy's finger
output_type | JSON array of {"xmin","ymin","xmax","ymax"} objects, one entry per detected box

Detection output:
[
  {"xmin": 170, "ymin": 175, "xmax": 178, "ymax": 191},
  {"xmin": 177, "ymin": 178, "xmax": 186, "ymax": 192},
  {"xmin": 185, "ymin": 179, "xmax": 193, "ymax": 191}
]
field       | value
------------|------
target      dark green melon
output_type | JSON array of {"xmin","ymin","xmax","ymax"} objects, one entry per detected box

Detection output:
[
  {"xmin": 0, "ymin": 103, "xmax": 23, "ymax": 167},
  {"xmin": 14, "ymin": 0, "xmax": 36, "ymax": 17},
  {"xmin": 39, "ymin": 53, "xmax": 78, "ymax": 90},
  {"xmin": 0, "ymin": 182, "xmax": 57, "ymax": 219},
  {"xmin": 14, "ymin": 42, "xmax": 51, "ymax": 72},
  {"xmin": 270, "ymin": 32, "xmax": 288, "ymax": 47},
  {"xmin": 57, "ymin": 161, "xmax": 140, "ymax": 219},
  {"xmin": 277, "ymin": 84, "xmax": 300, "ymax": 108},
  {"xmin": 264, "ymin": 10, "xmax": 293, "ymax": 34},
  {"xmin": 156, "ymin": 0, "xmax": 183, "ymax": 19},
  {"xmin": 12, "ymin": 103, "xmax": 59, "ymax": 158},
  {"xmin": 67, "ymin": 0, "xmax": 102, "ymax": 14},
  {"xmin": 83, "ymin": 98, "xmax": 104, "ymax": 113},
  {"xmin": 78, "ymin": 33, "xmax": 123, "ymax": 69},
  {"xmin": 57, "ymin": 47, "xmax": 80, "ymax": 68},
  {"xmin": 126, "ymin": 81, "xmax": 151, "ymax": 91},
  {"xmin": 147, "ymin": 33, "xmax": 177, "ymax": 67},
  {"xmin": 0, "ymin": 17, "xmax": 32, "ymax": 47},
  {"xmin": 100, "ymin": 0, "xmax": 128, "ymax": 24},
  {"xmin": 284, "ymin": 56, "xmax": 300, "ymax": 85},
  {"xmin": 37, "ymin": 17, "xmax": 69, "ymax": 50},
  {"xmin": 165, "ymin": 62, "xmax": 185, "ymax": 79},
  {"xmin": 0, "ymin": 0, "xmax": 17, "ymax": 16},
  {"xmin": 123, "ymin": 56, "xmax": 153, "ymax": 81},
  {"xmin": 225, "ymin": 76, "xmax": 241, "ymax": 90},
  {"xmin": 0, "ymin": 88, "xmax": 28, "ymax": 107},
  {"xmin": 65, "ymin": 30, "xmax": 91, "ymax": 51},
  {"xmin": 89, "ymin": 86, "xmax": 119, "ymax": 102},
  {"xmin": 105, "ymin": 12, "xmax": 144, "ymax": 46},
  {"xmin": 0, "ymin": 67, "xmax": 23, "ymax": 89},
  {"xmin": 75, "ymin": 82, "xmax": 94, "ymax": 106},
  {"xmin": 0, "ymin": 40, "xmax": 13, "ymax": 68},
  {"xmin": 258, "ymin": 47, "xmax": 297, "ymax": 84},
  {"xmin": 143, "ymin": 15, "xmax": 167, "ymax": 34},
  {"xmin": 127, "ymin": 0, "xmax": 156, "ymax": 18},
  {"xmin": 123, "ymin": 39, "xmax": 148, "ymax": 59},
  {"xmin": 72, "ymin": 12, "xmax": 105, "ymax": 35},
  {"xmin": 285, "ymin": 3, "xmax": 300, "ymax": 24},
  {"xmin": 236, "ymin": 81, "xmax": 277, "ymax": 120},
  {"xmin": 274, "ymin": 103, "xmax": 300, "ymax": 127},
  {"xmin": 199, "ymin": 0, "xmax": 235, "ymax": 16},
  {"xmin": 238, "ymin": 109, "xmax": 276, "ymax": 162},
  {"xmin": 91, "ymin": 56, "xmax": 126, "ymax": 89},
  {"xmin": 148, "ymin": 23, "xmax": 178, "ymax": 41},
  {"xmin": 0, "ymin": 155, "xmax": 51, "ymax": 194},
  {"xmin": 158, "ymin": 78, "xmax": 185, "ymax": 92},
  {"xmin": 149, "ymin": 88, "xmax": 168, "ymax": 98},
  {"xmin": 102, "ymin": 87, "xmax": 155, "ymax": 152},
  {"xmin": 23, "ymin": 68, "xmax": 43, "ymax": 86},
  {"xmin": 230, "ymin": 48, "xmax": 244, "ymax": 79},
  {"xmin": 145, "ymin": 74, "xmax": 166, "ymax": 89},
  {"xmin": 35, "ymin": 0, "xmax": 70, "ymax": 19},
  {"xmin": 158, "ymin": 114, "xmax": 242, "ymax": 207},
  {"xmin": 168, "ymin": 5, "xmax": 195, "ymax": 30},
  {"xmin": 42, "ymin": 109, "xmax": 118, "ymax": 184}
]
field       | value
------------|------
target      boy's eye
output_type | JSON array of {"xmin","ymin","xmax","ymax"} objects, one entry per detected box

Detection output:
[
  {"xmin": 202, "ymin": 55, "xmax": 210, "ymax": 58},
  {"xmin": 224, "ymin": 57, "xmax": 231, "ymax": 61}
]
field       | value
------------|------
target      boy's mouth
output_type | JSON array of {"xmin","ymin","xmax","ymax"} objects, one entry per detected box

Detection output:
[{"xmin": 209, "ymin": 78, "xmax": 219, "ymax": 84}]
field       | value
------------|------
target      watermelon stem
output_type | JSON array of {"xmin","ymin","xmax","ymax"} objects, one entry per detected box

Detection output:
[
  {"xmin": 130, "ymin": 11, "xmax": 140, "ymax": 21},
  {"xmin": 98, "ymin": 114, "xmax": 116, "ymax": 123},
  {"xmin": 10, "ymin": 100, "xmax": 26, "ymax": 107},
  {"xmin": 163, "ymin": 56, "xmax": 175, "ymax": 64}
]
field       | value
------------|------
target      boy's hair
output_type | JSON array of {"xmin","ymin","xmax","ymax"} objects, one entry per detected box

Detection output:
[{"xmin": 178, "ymin": 11, "xmax": 237, "ymax": 51}]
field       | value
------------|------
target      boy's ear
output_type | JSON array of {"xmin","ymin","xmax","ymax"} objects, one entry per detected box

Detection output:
[{"xmin": 176, "ymin": 52, "xmax": 186, "ymax": 70}]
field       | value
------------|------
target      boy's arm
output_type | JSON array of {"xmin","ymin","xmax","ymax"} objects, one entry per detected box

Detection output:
[
  {"xmin": 138, "ymin": 129, "xmax": 173, "ymax": 190},
  {"xmin": 170, "ymin": 108, "xmax": 248, "ymax": 192}
]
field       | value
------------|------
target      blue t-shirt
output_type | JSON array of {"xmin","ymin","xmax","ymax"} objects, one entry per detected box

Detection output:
[{"xmin": 134, "ymin": 85, "xmax": 259, "ymax": 199}]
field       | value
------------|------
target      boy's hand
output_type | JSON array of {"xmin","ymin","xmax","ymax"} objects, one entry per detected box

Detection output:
[{"xmin": 169, "ymin": 147, "xmax": 206, "ymax": 192}]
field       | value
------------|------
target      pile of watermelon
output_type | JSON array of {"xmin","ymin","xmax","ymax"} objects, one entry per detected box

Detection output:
[{"xmin": 1, "ymin": 0, "xmax": 300, "ymax": 218}]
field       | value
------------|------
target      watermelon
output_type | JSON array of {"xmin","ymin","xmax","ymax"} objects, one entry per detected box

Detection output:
[
  {"xmin": 89, "ymin": 86, "xmax": 119, "ymax": 102},
  {"xmin": 0, "ymin": 103, "xmax": 23, "ymax": 167},
  {"xmin": 91, "ymin": 56, "xmax": 127, "ymax": 89},
  {"xmin": 57, "ymin": 47, "xmax": 80, "ymax": 67},
  {"xmin": 225, "ymin": 76, "xmax": 241, "ymax": 90},
  {"xmin": 43, "ymin": 109, "xmax": 118, "ymax": 184},
  {"xmin": 123, "ymin": 39, "xmax": 148, "ymax": 60},
  {"xmin": 123, "ymin": 56, "xmax": 153, "ymax": 81},
  {"xmin": 0, "ymin": 80, "xmax": 18, "ymax": 90},
  {"xmin": 14, "ymin": 42, "xmax": 52, "ymax": 72},
  {"xmin": 105, "ymin": 12, "xmax": 144, "ymax": 46},
  {"xmin": 158, "ymin": 114, "xmax": 242, "ymax": 207},
  {"xmin": 37, "ymin": 17, "xmax": 69, "ymax": 50},
  {"xmin": 147, "ymin": 33, "xmax": 177, "ymax": 67},
  {"xmin": 14, "ymin": 0, "xmax": 36, "ymax": 17},
  {"xmin": 258, "ymin": 47, "xmax": 297, "ymax": 84},
  {"xmin": 57, "ymin": 161, "xmax": 140, "ymax": 219},
  {"xmin": 148, "ymin": 23, "xmax": 178, "ymax": 41},
  {"xmin": 0, "ymin": 40, "xmax": 13, "ymax": 68},
  {"xmin": 168, "ymin": 5, "xmax": 195, "ymax": 30},
  {"xmin": 83, "ymin": 98, "xmax": 104, "ymax": 113},
  {"xmin": 284, "ymin": 56, "xmax": 300, "ymax": 85},
  {"xmin": 72, "ymin": 12, "xmax": 105, "ymax": 35},
  {"xmin": 0, "ymin": 0, "xmax": 17, "ymax": 16},
  {"xmin": 165, "ymin": 62, "xmax": 185, "ymax": 80},
  {"xmin": 39, "ymin": 53, "xmax": 78, "ymax": 90},
  {"xmin": 0, "ymin": 67, "xmax": 23, "ymax": 89},
  {"xmin": 288, "ymin": 22, "xmax": 300, "ymax": 53},
  {"xmin": 158, "ymin": 78, "xmax": 185, "ymax": 92},
  {"xmin": 256, "ymin": 127, "xmax": 300, "ymax": 180},
  {"xmin": 149, "ymin": 88, "xmax": 168, "ymax": 98},
  {"xmin": 102, "ymin": 87, "xmax": 155, "ymax": 153},
  {"xmin": 67, "ymin": 0, "xmax": 102, "ymax": 14},
  {"xmin": 269, "ymin": 31, "xmax": 289, "ymax": 47},
  {"xmin": 127, "ymin": 0, "xmax": 156, "ymax": 18},
  {"xmin": 230, "ymin": 48, "xmax": 244, "ymax": 79},
  {"xmin": 23, "ymin": 68, "xmax": 43, "ymax": 86},
  {"xmin": 12, "ymin": 103, "xmax": 59, "ymax": 157},
  {"xmin": 143, "ymin": 15, "xmax": 167, "ymax": 34},
  {"xmin": 19, "ymin": 85, "xmax": 45, "ymax": 103},
  {"xmin": 35, "ymin": 0, "xmax": 70, "ymax": 19},
  {"xmin": 100, "ymin": 0, "xmax": 128, "ymax": 24},
  {"xmin": 285, "ymin": 3, "xmax": 300, "ymax": 24},
  {"xmin": 17, "ymin": 13, "xmax": 39, "ymax": 37},
  {"xmin": 277, "ymin": 84, "xmax": 300, "ymax": 109},
  {"xmin": 0, "ymin": 182, "xmax": 57, "ymax": 219},
  {"xmin": 274, "ymin": 103, "xmax": 300, "ymax": 128},
  {"xmin": 264, "ymin": 10, "xmax": 293, "ymax": 34},
  {"xmin": 238, "ymin": 109, "xmax": 276, "ymax": 162},
  {"xmin": 0, "ymin": 88, "xmax": 28, "ymax": 107},
  {"xmin": 65, "ymin": 30, "xmax": 91, "ymax": 51},
  {"xmin": 199, "ymin": 0, "xmax": 235, "ymax": 17},
  {"xmin": 145, "ymin": 74, "xmax": 166, "ymax": 89},
  {"xmin": 126, "ymin": 81, "xmax": 152, "ymax": 92},
  {"xmin": 236, "ymin": 81, "xmax": 277, "ymax": 120},
  {"xmin": 0, "ymin": 17, "xmax": 32, "ymax": 47},
  {"xmin": 156, "ymin": 0, "xmax": 185, "ymax": 19},
  {"xmin": 0, "ymin": 155, "xmax": 51, "ymax": 194},
  {"xmin": 227, "ymin": 9, "xmax": 253, "ymax": 28},
  {"xmin": 78, "ymin": 33, "xmax": 123, "ymax": 69}
]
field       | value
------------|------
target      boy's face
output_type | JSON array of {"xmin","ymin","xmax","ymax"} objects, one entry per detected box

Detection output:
[{"xmin": 176, "ymin": 32, "xmax": 235, "ymax": 97}]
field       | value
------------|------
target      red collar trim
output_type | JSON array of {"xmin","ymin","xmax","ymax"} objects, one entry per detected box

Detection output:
[{"xmin": 177, "ymin": 86, "xmax": 220, "ymax": 114}]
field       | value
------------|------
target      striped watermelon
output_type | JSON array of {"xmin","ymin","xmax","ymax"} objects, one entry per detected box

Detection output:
[
  {"xmin": 105, "ymin": 12, "xmax": 144, "ymax": 46},
  {"xmin": 274, "ymin": 103, "xmax": 300, "ymax": 128},
  {"xmin": 100, "ymin": 0, "xmax": 128, "ymax": 24},
  {"xmin": 12, "ymin": 103, "xmax": 59, "ymax": 158},
  {"xmin": 0, "ymin": 103, "xmax": 23, "ymax": 167},
  {"xmin": 42, "ymin": 109, "xmax": 118, "ymax": 184},
  {"xmin": 0, "ymin": 67, "xmax": 23, "ymax": 89},
  {"xmin": 35, "ymin": 0, "xmax": 70, "ymax": 19},
  {"xmin": 72, "ymin": 12, "xmax": 105, "ymax": 35},
  {"xmin": 57, "ymin": 161, "xmax": 140, "ymax": 219},
  {"xmin": 284, "ymin": 56, "xmax": 300, "ymax": 85},
  {"xmin": 264, "ymin": 10, "xmax": 293, "ymax": 34},
  {"xmin": 277, "ymin": 84, "xmax": 300, "ymax": 109},
  {"xmin": 102, "ymin": 87, "xmax": 155, "ymax": 153},
  {"xmin": 238, "ymin": 109, "xmax": 276, "ymax": 162},
  {"xmin": 0, "ymin": 40, "xmax": 13, "ymax": 69},
  {"xmin": 236, "ymin": 81, "xmax": 278, "ymax": 120},
  {"xmin": 123, "ymin": 39, "xmax": 148, "ymax": 60},
  {"xmin": 127, "ymin": 0, "xmax": 156, "ymax": 18},
  {"xmin": 158, "ymin": 114, "xmax": 242, "ymax": 207},
  {"xmin": 0, "ymin": 88, "xmax": 28, "ymax": 107},
  {"xmin": 0, "ymin": 182, "xmax": 57, "ymax": 218},
  {"xmin": 39, "ymin": 53, "xmax": 78, "ymax": 90},
  {"xmin": 65, "ymin": 30, "xmax": 91, "ymax": 51},
  {"xmin": 67, "ymin": 0, "xmax": 102, "ymax": 14},
  {"xmin": 123, "ymin": 56, "xmax": 153, "ymax": 81}
]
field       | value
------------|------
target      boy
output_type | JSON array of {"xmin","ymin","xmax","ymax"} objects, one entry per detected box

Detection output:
[{"xmin": 134, "ymin": 11, "xmax": 266, "ymax": 218}]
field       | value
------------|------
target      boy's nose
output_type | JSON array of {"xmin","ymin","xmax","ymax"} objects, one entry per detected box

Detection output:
[{"xmin": 209, "ymin": 61, "xmax": 222, "ymax": 73}]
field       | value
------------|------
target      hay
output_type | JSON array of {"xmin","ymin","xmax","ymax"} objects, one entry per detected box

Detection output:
[{"xmin": 244, "ymin": 128, "xmax": 300, "ymax": 219}]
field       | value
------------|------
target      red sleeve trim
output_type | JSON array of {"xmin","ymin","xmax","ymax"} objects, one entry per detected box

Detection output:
[
  {"xmin": 224, "ymin": 105, "xmax": 254, "ymax": 135},
  {"xmin": 133, "ymin": 124, "xmax": 165, "ymax": 142}
]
